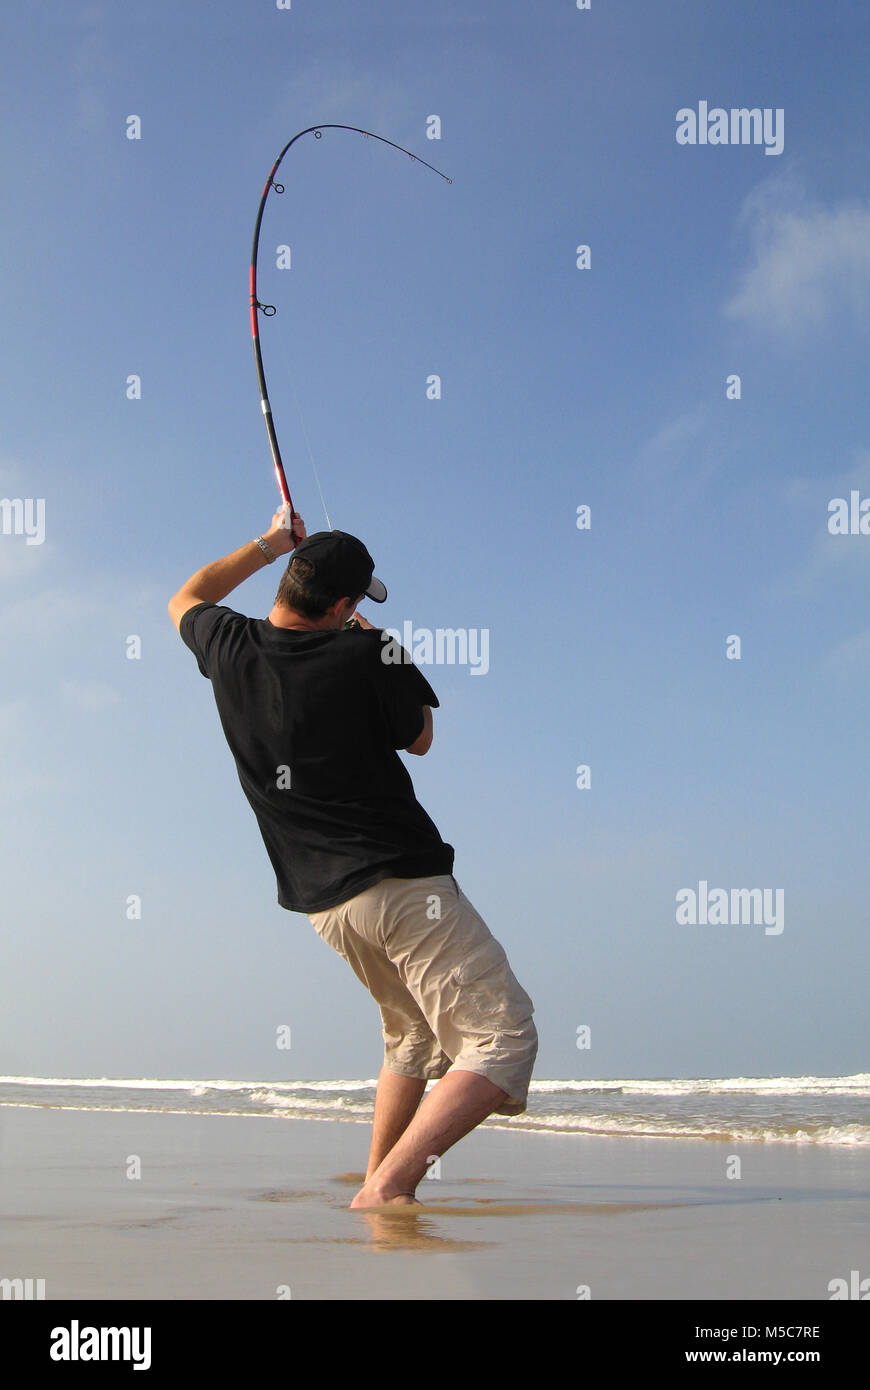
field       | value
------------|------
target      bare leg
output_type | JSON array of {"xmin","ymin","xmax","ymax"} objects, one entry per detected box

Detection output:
[
  {"xmin": 366, "ymin": 1068, "xmax": 427, "ymax": 1179},
  {"xmin": 349, "ymin": 1069, "xmax": 508, "ymax": 1209}
]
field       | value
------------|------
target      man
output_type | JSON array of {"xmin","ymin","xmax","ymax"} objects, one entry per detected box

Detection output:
[{"xmin": 169, "ymin": 506, "xmax": 537, "ymax": 1208}]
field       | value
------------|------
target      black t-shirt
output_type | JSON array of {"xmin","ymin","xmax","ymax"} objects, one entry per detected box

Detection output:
[{"xmin": 179, "ymin": 603, "xmax": 454, "ymax": 912}]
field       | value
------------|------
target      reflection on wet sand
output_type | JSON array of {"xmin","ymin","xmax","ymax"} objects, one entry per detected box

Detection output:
[
  {"xmin": 340, "ymin": 1196, "xmax": 710, "ymax": 1250},
  {"xmin": 352, "ymin": 1198, "xmax": 707, "ymax": 1216},
  {"xmin": 340, "ymin": 1210, "xmax": 494, "ymax": 1251}
]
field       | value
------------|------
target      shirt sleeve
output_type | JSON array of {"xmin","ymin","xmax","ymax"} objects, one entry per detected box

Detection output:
[
  {"xmin": 371, "ymin": 634, "xmax": 440, "ymax": 750},
  {"xmin": 178, "ymin": 603, "xmax": 244, "ymax": 679}
]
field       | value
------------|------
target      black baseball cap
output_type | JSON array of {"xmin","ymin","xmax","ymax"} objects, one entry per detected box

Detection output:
[{"xmin": 290, "ymin": 530, "xmax": 387, "ymax": 603}]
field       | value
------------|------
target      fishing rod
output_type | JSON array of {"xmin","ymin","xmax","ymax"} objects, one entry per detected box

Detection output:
[{"xmin": 249, "ymin": 124, "xmax": 452, "ymax": 535}]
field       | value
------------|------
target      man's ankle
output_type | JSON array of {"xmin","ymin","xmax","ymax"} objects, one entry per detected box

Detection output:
[{"xmin": 364, "ymin": 1174, "xmax": 418, "ymax": 1200}]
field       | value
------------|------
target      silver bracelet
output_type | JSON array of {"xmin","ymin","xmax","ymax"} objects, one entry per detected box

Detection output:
[{"xmin": 254, "ymin": 535, "xmax": 276, "ymax": 563}]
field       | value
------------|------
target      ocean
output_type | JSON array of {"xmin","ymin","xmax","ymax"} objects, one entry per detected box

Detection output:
[{"xmin": 1, "ymin": 1074, "xmax": 867, "ymax": 1145}]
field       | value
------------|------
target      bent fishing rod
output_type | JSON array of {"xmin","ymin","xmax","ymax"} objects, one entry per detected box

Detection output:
[{"xmin": 249, "ymin": 124, "xmax": 452, "ymax": 532}]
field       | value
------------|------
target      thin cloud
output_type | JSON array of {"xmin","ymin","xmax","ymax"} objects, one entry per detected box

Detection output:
[
  {"xmin": 638, "ymin": 408, "xmax": 707, "ymax": 470},
  {"xmin": 61, "ymin": 680, "xmax": 121, "ymax": 712},
  {"xmin": 0, "ymin": 586, "xmax": 106, "ymax": 639},
  {"xmin": 0, "ymin": 540, "xmax": 52, "ymax": 582},
  {"xmin": 631, "ymin": 406, "xmax": 735, "ymax": 497},
  {"xmin": 824, "ymin": 625, "xmax": 870, "ymax": 678},
  {"xmin": 770, "ymin": 450, "xmax": 870, "ymax": 598},
  {"xmin": 725, "ymin": 170, "xmax": 870, "ymax": 337}
]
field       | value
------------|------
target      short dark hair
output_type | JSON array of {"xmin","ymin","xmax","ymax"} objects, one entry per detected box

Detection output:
[{"xmin": 274, "ymin": 555, "xmax": 342, "ymax": 619}]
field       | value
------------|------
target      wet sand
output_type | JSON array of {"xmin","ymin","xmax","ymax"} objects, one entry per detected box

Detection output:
[{"xmin": 0, "ymin": 1105, "xmax": 866, "ymax": 1299}]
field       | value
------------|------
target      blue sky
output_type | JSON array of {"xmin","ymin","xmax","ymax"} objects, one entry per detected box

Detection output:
[{"xmin": 1, "ymin": 0, "xmax": 868, "ymax": 1083}]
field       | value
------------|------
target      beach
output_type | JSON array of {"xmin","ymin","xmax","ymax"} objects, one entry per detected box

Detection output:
[{"xmin": 1, "ymin": 1104, "xmax": 867, "ymax": 1301}]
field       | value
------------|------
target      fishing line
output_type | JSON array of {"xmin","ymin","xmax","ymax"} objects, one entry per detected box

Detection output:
[
  {"xmin": 272, "ymin": 328, "xmax": 334, "ymax": 530},
  {"xmin": 287, "ymin": 370, "xmax": 332, "ymax": 531},
  {"xmin": 249, "ymin": 124, "xmax": 452, "ymax": 528}
]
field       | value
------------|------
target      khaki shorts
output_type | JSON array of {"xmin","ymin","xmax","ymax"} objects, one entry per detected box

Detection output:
[{"xmin": 308, "ymin": 874, "xmax": 537, "ymax": 1115}]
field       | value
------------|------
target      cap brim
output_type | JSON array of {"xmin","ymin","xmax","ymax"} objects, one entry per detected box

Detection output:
[{"xmin": 366, "ymin": 575, "xmax": 387, "ymax": 603}]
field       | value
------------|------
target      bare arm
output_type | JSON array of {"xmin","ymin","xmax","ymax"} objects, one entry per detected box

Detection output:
[
  {"xmin": 168, "ymin": 508, "xmax": 305, "ymax": 632},
  {"xmin": 405, "ymin": 705, "xmax": 433, "ymax": 755}
]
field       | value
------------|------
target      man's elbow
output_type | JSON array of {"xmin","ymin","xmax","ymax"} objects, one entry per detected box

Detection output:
[
  {"xmin": 168, "ymin": 591, "xmax": 196, "ymax": 633},
  {"xmin": 405, "ymin": 707, "xmax": 434, "ymax": 755}
]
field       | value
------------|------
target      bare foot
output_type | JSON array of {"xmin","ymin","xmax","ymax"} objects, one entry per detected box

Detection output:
[{"xmin": 349, "ymin": 1185, "xmax": 421, "ymax": 1210}]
